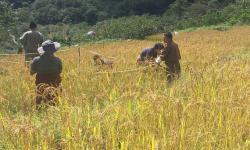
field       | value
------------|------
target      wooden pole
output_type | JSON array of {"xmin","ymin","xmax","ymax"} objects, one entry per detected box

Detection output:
[{"xmin": 78, "ymin": 47, "xmax": 81, "ymax": 74}]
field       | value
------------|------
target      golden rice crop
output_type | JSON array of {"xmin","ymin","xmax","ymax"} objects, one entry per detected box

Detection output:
[{"xmin": 0, "ymin": 26, "xmax": 249, "ymax": 149}]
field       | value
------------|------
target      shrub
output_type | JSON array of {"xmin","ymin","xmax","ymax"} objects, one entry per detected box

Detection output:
[{"xmin": 95, "ymin": 15, "xmax": 162, "ymax": 39}]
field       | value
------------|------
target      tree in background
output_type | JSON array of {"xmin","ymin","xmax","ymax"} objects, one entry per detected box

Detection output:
[
  {"xmin": 0, "ymin": 1, "xmax": 16, "ymax": 28},
  {"xmin": 0, "ymin": 1, "xmax": 18, "ymax": 52},
  {"xmin": 5, "ymin": 0, "xmax": 179, "ymax": 25},
  {"xmin": 0, "ymin": 0, "xmax": 249, "ymax": 52}
]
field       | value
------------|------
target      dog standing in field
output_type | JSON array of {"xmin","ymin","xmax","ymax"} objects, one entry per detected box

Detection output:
[{"xmin": 93, "ymin": 54, "xmax": 114, "ymax": 69}]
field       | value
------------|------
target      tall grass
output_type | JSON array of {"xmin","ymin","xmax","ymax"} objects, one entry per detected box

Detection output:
[{"xmin": 0, "ymin": 26, "xmax": 250, "ymax": 149}]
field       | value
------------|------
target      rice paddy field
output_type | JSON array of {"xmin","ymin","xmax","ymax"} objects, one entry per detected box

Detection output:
[{"xmin": 0, "ymin": 26, "xmax": 250, "ymax": 149}]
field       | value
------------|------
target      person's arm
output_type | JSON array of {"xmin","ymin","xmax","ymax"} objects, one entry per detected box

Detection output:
[
  {"xmin": 146, "ymin": 49, "xmax": 155, "ymax": 61},
  {"xmin": 39, "ymin": 32, "xmax": 44, "ymax": 45},
  {"xmin": 58, "ymin": 59, "xmax": 63, "ymax": 74},
  {"xmin": 145, "ymin": 53, "xmax": 151, "ymax": 61},
  {"xmin": 30, "ymin": 60, "xmax": 37, "ymax": 75},
  {"xmin": 160, "ymin": 48, "xmax": 167, "ymax": 61},
  {"xmin": 30, "ymin": 57, "xmax": 40, "ymax": 75},
  {"xmin": 19, "ymin": 32, "xmax": 27, "ymax": 46},
  {"xmin": 138, "ymin": 51, "xmax": 144, "ymax": 61},
  {"xmin": 155, "ymin": 56, "xmax": 162, "ymax": 64},
  {"xmin": 176, "ymin": 44, "xmax": 181, "ymax": 60}
]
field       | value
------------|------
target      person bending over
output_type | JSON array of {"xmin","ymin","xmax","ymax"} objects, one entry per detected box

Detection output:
[{"xmin": 137, "ymin": 43, "xmax": 164, "ymax": 65}]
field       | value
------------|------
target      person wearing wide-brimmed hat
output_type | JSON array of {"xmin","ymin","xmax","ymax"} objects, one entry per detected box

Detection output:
[
  {"xmin": 30, "ymin": 40, "xmax": 62, "ymax": 107},
  {"xmin": 20, "ymin": 22, "xmax": 44, "ymax": 65}
]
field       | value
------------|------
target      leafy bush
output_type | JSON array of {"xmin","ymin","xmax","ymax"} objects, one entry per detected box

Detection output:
[
  {"xmin": 95, "ymin": 15, "xmax": 161, "ymax": 39},
  {"xmin": 1, "ymin": 0, "xmax": 249, "ymax": 52}
]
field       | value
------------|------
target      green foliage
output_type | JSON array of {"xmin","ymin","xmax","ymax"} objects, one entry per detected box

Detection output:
[
  {"xmin": 4, "ymin": 0, "xmax": 174, "ymax": 25},
  {"xmin": 38, "ymin": 22, "xmax": 91, "ymax": 46},
  {"xmin": 0, "ymin": 2, "xmax": 14, "ymax": 26},
  {"xmin": 95, "ymin": 15, "xmax": 161, "ymax": 39},
  {"xmin": 0, "ymin": 0, "xmax": 249, "ymax": 52},
  {"xmin": 0, "ymin": 1, "xmax": 18, "ymax": 52},
  {"xmin": 94, "ymin": 1, "xmax": 250, "ymax": 40}
]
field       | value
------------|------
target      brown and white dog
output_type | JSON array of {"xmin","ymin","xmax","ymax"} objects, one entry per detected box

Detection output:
[{"xmin": 93, "ymin": 55, "xmax": 113, "ymax": 68}]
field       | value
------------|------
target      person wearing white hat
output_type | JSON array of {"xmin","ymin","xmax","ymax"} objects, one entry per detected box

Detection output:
[{"xmin": 30, "ymin": 40, "xmax": 62, "ymax": 108}]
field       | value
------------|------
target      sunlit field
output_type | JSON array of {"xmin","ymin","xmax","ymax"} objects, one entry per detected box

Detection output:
[{"xmin": 0, "ymin": 26, "xmax": 250, "ymax": 149}]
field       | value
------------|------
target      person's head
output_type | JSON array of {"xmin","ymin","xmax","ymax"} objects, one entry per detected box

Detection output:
[
  {"xmin": 153, "ymin": 43, "xmax": 164, "ymax": 53},
  {"xmin": 29, "ymin": 22, "xmax": 37, "ymax": 30},
  {"xmin": 164, "ymin": 32, "xmax": 173, "ymax": 43},
  {"xmin": 37, "ymin": 40, "xmax": 61, "ymax": 56}
]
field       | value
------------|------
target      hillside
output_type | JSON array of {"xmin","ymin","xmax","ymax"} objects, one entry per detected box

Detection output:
[
  {"xmin": 0, "ymin": 0, "xmax": 249, "ymax": 52},
  {"xmin": 0, "ymin": 26, "xmax": 250, "ymax": 149},
  {"xmin": 2, "ymin": 0, "xmax": 175, "ymax": 25}
]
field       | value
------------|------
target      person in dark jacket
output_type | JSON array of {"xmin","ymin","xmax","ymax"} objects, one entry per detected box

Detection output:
[
  {"xmin": 160, "ymin": 32, "xmax": 181, "ymax": 83},
  {"xmin": 30, "ymin": 40, "xmax": 62, "ymax": 108},
  {"xmin": 137, "ymin": 43, "xmax": 164, "ymax": 65}
]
